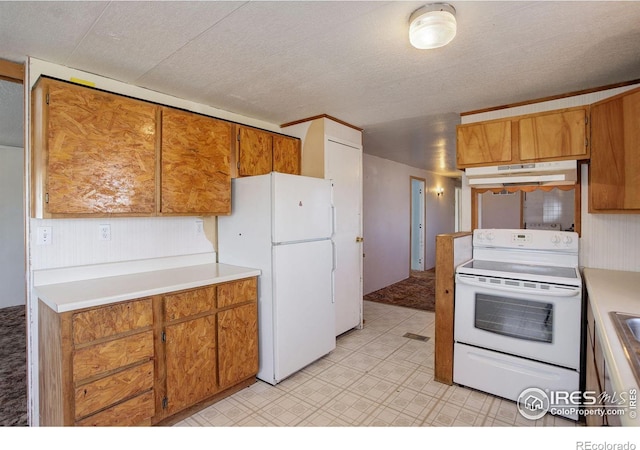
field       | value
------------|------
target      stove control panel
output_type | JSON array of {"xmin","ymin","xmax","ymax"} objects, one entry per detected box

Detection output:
[{"xmin": 474, "ymin": 229, "xmax": 579, "ymax": 251}]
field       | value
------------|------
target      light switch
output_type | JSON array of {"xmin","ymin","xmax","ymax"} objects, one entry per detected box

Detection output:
[{"xmin": 37, "ymin": 226, "xmax": 52, "ymax": 245}]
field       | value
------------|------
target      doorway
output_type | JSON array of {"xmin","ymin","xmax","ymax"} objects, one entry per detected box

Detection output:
[
  {"xmin": 410, "ymin": 177, "xmax": 425, "ymax": 271},
  {"xmin": 0, "ymin": 61, "xmax": 27, "ymax": 426}
]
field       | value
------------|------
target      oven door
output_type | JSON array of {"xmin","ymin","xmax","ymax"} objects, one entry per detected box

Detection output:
[{"xmin": 454, "ymin": 273, "xmax": 582, "ymax": 370}]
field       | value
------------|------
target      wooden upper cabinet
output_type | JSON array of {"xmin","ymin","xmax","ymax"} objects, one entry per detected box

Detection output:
[
  {"xmin": 456, "ymin": 106, "xmax": 589, "ymax": 169},
  {"xmin": 589, "ymin": 87, "xmax": 640, "ymax": 213},
  {"xmin": 160, "ymin": 107, "xmax": 232, "ymax": 215},
  {"xmin": 519, "ymin": 107, "xmax": 588, "ymax": 161},
  {"xmin": 456, "ymin": 120, "xmax": 512, "ymax": 167},
  {"xmin": 236, "ymin": 125, "xmax": 301, "ymax": 177},
  {"xmin": 237, "ymin": 125, "xmax": 273, "ymax": 176},
  {"xmin": 32, "ymin": 77, "xmax": 157, "ymax": 217},
  {"xmin": 273, "ymin": 135, "xmax": 301, "ymax": 175}
]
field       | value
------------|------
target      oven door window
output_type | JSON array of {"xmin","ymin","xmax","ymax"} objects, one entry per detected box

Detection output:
[{"xmin": 474, "ymin": 293, "xmax": 553, "ymax": 343}]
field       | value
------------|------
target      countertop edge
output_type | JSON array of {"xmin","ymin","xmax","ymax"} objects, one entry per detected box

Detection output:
[
  {"xmin": 583, "ymin": 267, "xmax": 640, "ymax": 427},
  {"xmin": 35, "ymin": 263, "xmax": 261, "ymax": 313}
]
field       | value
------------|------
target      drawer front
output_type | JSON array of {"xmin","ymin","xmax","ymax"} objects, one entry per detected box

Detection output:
[
  {"xmin": 164, "ymin": 286, "xmax": 216, "ymax": 322},
  {"xmin": 73, "ymin": 298, "xmax": 153, "ymax": 345},
  {"xmin": 73, "ymin": 330, "xmax": 154, "ymax": 381},
  {"xmin": 75, "ymin": 390, "xmax": 155, "ymax": 427},
  {"xmin": 217, "ymin": 278, "xmax": 257, "ymax": 309},
  {"xmin": 75, "ymin": 360, "xmax": 154, "ymax": 420}
]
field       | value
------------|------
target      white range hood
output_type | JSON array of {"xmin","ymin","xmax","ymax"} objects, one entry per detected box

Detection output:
[{"xmin": 465, "ymin": 160, "xmax": 578, "ymax": 187}]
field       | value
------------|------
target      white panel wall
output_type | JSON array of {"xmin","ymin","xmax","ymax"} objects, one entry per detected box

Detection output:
[
  {"xmin": 30, "ymin": 217, "xmax": 214, "ymax": 270},
  {"xmin": 579, "ymin": 164, "xmax": 640, "ymax": 271},
  {"xmin": 363, "ymin": 154, "xmax": 455, "ymax": 294},
  {"xmin": 461, "ymin": 83, "xmax": 640, "ymax": 273}
]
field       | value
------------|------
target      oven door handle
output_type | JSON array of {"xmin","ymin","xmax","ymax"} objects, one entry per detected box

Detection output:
[{"xmin": 456, "ymin": 275, "xmax": 581, "ymax": 297}]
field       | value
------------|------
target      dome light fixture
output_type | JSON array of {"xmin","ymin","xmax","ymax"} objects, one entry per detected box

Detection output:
[{"xmin": 409, "ymin": 3, "xmax": 457, "ymax": 50}]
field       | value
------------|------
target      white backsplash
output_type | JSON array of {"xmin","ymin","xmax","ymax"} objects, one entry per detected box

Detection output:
[
  {"xmin": 579, "ymin": 164, "xmax": 640, "ymax": 272},
  {"xmin": 30, "ymin": 216, "xmax": 215, "ymax": 270}
]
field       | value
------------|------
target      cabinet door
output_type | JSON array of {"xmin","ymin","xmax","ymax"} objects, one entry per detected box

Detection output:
[
  {"xmin": 44, "ymin": 79, "xmax": 157, "ymax": 215},
  {"xmin": 161, "ymin": 107, "xmax": 232, "ymax": 214},
  {"xmin": 217, "ymin": 303, "xmax": 258, "ymax": 388},
  {"xmin": 164, "ymin": 315, "xmax": 218, "ymax": 415},
  {"xmin": 456, "ymin": 120, "xmax": 512, "ymax": 168},
  {"xmin": 273, "ymin": 135, "xmax": 301, "ymax": 175},
  {"xmin": 237, "ymin": 126, "xmax": 273, "ymax": 176},
  {"xmin": 519, "ymin": 108, "xmax": 587, "ymax": 161},
  {"xmin": 589, "ymin": 87, "xmax": 640, "ymax": 212}
]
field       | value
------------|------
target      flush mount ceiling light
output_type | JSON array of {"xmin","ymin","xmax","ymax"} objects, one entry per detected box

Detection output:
[{"xmin": 409, "ymin": 3, "xmax": 457, "ymax": 49}]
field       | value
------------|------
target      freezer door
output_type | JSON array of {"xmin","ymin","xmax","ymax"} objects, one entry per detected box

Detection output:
[
  {"xmin": 272, "ymin": 172, "xmax": 333, "ymax": 243},
  {"xmin": 272, "ymin": 239, "xmax": 335, "ymax": 383}
]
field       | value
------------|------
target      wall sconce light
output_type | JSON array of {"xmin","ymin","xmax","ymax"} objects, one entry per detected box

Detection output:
[
  {"xmin": 409, "ymin": 3, "xmax": 457, "ymax": 50},
  {"xmin": 436, "ymin": 187, "xmax": 444, "ymax": 197}
]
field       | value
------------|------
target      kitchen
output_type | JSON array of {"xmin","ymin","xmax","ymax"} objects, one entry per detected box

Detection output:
[{"xmin": 1, "ymin": 0, "xmax": 640, "ymax": 444}]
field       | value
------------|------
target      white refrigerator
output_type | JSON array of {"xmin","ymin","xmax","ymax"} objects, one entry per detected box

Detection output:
[{"xmin": 217, "ymin": 172, "xmax": 336, "ymax": 385}]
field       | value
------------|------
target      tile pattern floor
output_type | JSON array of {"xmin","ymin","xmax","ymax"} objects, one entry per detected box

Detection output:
[{"xmin": 175, "ymin": 300, "xmax": 580, "ymax": 427}]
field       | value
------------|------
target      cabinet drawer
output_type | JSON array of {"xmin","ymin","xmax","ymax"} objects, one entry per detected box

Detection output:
[
  {"xmin": 74, "ymin": 361, "xmax": 154, "ymax": 420},
  {"xmin": 75, "ymin": 390, "xmax": 155, "ymax": 427},
  {"xmin": 73, "ymin": 330, "xmax": 154, "ymax": 381},
  {"xmin": 72, "ymin": 298, "xmax": 153, "ymax": 345},
  {"xmin": 217, "ymin": 278, "xmax": 257, "ymax": 308},
  {"xmin": 164, "ymin": 286, "xmax": 216, "ymax": 322}
]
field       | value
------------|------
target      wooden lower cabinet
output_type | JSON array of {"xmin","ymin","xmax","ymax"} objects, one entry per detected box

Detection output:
[
  {"xmin": 584, "ymin": 296, "xmax": 621, "ymax": 426},
  {"xmin": 38, "ymin": 276, "xmax": 258, "ymax": 426}
]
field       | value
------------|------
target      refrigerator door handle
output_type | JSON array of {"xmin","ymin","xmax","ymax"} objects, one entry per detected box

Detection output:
[
  {"xmin": 331, "ymin": 241, "xmax": 337, "ymax": 303},
  {"xmin": 331, "ymin": 205, "xmax": 337, "ymax": 236}
]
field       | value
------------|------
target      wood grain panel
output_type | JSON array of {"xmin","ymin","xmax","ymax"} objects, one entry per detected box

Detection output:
[
  {"xmin": 434, "ymin": 232, "xmax": 472, "ymax": 385},
  {"xmin": 456, "ymin": 120, "xmax": 512, "ymax": 167},
  {"xmin": 217, "ymin": 303, "xmax": 258, "ymax": 388},
  {"xmin": 217, "ymin": 278, "xmax": 257, "ymax": 309},
  {"xmin": 238, "ymin": 126, "xmax": 273, "ymax": 176},
  {"xmin": 164, "ymin": 315, "xmax": 218, "ymax": 415},
  {"xmin": 45, "ymin": 78, "xmax": 157, "ymax": 215},
  {"xmin": 161, "ymin": 107, "xmax": 232, "ymax": 214},
  {"xmin": 74, "ymin": 361, "xmax": 154, "ymax": 419},
  {"xmin": 75, "ymin": 390, "xmax": 155, "ymax": 427},
  {"xmin": 39, "ymin": 300, "xmax": 66, "ymax": 426},
  {"xmin": 519, "ymin": 108, "xmax": 587, "ymax": 161},
  {"xmin": 73, "ymin": 331, "xmax": 154, "ymax": 381},
  {"xmin": 72, "ymin": 298, "xmax": 153, "ymax": 345},
  {"xmin": 273, "ymin": 135, "xmax": 301, "ymax": 175},
  {"xmin": 163, "ymin": 286, "xmax": 216, "ymax": 322},
  {"xmin": 590, "ymin": 87, "xmax": 640, "ymax": 212}
]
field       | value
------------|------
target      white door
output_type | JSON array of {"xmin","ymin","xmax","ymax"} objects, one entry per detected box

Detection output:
[
  {"xmin": 410, "ymin": 177, "xmax": 425, "ymax": 271},
  {"xmin": 325, "ymin": 138, "xmax": 363, "ymax": 336},
  {"xmin": 272, "ymin": 239, "xmax": 335, "ymax": 383}
]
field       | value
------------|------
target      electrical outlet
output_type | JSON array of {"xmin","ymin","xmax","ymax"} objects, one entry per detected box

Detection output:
[
  {"xmin": 37, "ymin": 226, "xmax": 52, "ymax": 245},
  {"xmin": 99, "ymin": 224, "xmax": 111, "ymax": 241},
  {"xmin": 195, "ymin": 219, "xmax": 204, "ymax": 235}
]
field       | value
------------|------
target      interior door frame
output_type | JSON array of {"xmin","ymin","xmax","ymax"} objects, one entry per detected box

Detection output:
[{"xmin": 410, "ymin": 176, "xmax": 426, "ymax": 271}]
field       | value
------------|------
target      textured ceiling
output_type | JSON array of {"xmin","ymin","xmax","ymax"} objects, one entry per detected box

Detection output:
[{"xmin": 1, "ymin": 1, "xmax": 640, "ymax": 176}]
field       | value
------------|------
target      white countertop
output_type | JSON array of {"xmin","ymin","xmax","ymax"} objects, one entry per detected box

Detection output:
[
  {"xmin": 583, "ymin": 267, "xmax": 640, "ymax": 426},
  {"xmin": 35, "ymin": 261, "xmax": 261, "ymax": 313}
]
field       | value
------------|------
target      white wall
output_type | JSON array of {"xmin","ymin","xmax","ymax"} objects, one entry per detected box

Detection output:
[
  {"xmin": 0, "ymin": 145, "xmax": 25, "ymax": 308},
  {"xmin": 363, "ymin": 154, "xmax": 455, "ymax": 294},
  {"xmin": 460, "ymin": 83, "xmax": 640, "ymax": 272}
]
